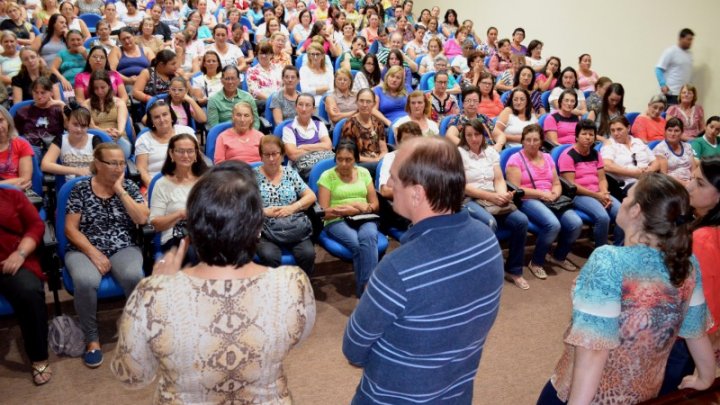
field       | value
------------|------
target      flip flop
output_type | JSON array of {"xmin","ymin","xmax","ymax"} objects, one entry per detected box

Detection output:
[
  {"xmin": 32, "ymin": 363, "xmax": 52, "ymax": 386},
  {"xmin": 505, "ymin": 275, "xmax": 530, "ymax": 290}
]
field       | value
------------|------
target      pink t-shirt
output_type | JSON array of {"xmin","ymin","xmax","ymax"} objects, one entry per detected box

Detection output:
[
  {"xmin": 214, "ymin": 128, "xmax": 263, "ymax": 164},
  {"xmin": 544, "ymin": 113, "xmax": 579, "ymax": 145},
  {"xmin": 74, "ymin": 70, "xmax": 125, "ymax": 98},
  {"xmin": 171, "ymin": 103, "xmax": 189, "ymax": 127},
  {"xmin": 443, "ymin": 39, "xmax": 463, "ymax": 58},
  {"xmin": 557, "ymin": 146, "xmax": 604, "ymax": 193},
  {"xmin": 507, "ymin": 150, "xmax": 556, "ymax": 194}
]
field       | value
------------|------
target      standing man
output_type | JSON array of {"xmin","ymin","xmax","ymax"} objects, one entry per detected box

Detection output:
[
  {"xmin": 343, "ymin": 137, "xmax": 504, "ymax": 404},
  {"xmin": 656, "ymin": 28, "xmax": 694, "ymax": 106}
]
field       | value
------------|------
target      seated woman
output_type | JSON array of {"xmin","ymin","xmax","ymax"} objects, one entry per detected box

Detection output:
[
  {"xmin": 418, "ymin": 37, "xmax": 443, "ymax": 75},
  {"xmin": 102, "ymin": 1, "xmax": 127, "ymax": 35},
  {"xmin": 548, "ymin": 67, "xmax": 587, "ymax": 116},
  {"xmin": 393, "ymin": 90, "xmax": 439, "ymax": 136},
  {"xmin": 632, "ymin": 94, "xmax": 667, "ymax": 143},
  {"xmin": 189, "ymin": 50, "xmax": 223, "ymax": 107},
  {"xmin": 477, "ymin": 72, "xmax": 504, "ymax": 119},
  {"xmin": 373, "ymin": 65, "xmax": 408, "ymax": 126},
  {"xmin": 214, "ymin": 101, "xmax": 263, "ymax": 164},
  {"xmin": 380, "ymin": 49, "xmax": 414, "ymax": 95},
  {"xmin": 246, "ymin": 42, "xmax": 282, "ymax": 111},
  {"xmin": 446, "ymin": 86, "xmax": 505, "ymax": 151},
  {"xmin": 135, "ymin": 18, "xmax": 164, "ymax": 55},
  {"xmin": 351, "ymin": 54, "xmax": 381, "ymax": 93},
  {"xmin": 41, "ymin": 106, "xmax": 102, "ymax": 179},
  {"xmin": 558, "ymin": 120, "xmax": 624, "ymax": 248},
  {"xmin": 653, "ymin": 118, "xmax": 697, "ymax": 185},
  {"xmin": 587, "ymin": 83, "xmax": 625, "ymax": 139},
  {"xmin": 576, "ymin": 53, "xmax": 599, "ymax": 92},
  {"xmin": 64, "ymin": 143, "xmax": 148, "ymax": 368},
  {"xmin": 255, "ymin": 136, "xmax": 317, "ymax": 275},
  {"xmin": 149, "ymin": 134, "xmax": 208, "ymax": 263},
  {"xmin": 536, "ymin": 173, "xmax": 715, "ymax": 405},
  {"xmin": 514, "ymin": 65, "xmax": 545, "ymax": 116},
  {"xmin": 404, "ymin": 25, "xmax": 427, "ymax": 60},
  {"xmin": 461, "ymin": 51, "xmax": 484, "ymax": 90},
  {"xmin": 425, "ymin": 56, "xmax": 461, "ymax": 95},
  {"xmin": 543, "ymin": 89, "xmax": 580, "ymax": 145},
  {"xmin": 50, "ymin": 30, "xmax": 87, "ymax": 91},
  {"xmin": 14, "ymin": 77, "xmax": 65, "ymax": 155},
  {"xmin": 270, "ymin": 65, "xmax": 300, "ymax": 125},
  {"xmin": 299, "ymin": 43, "xmax": 334, "ymax": 106},
  {"xmin": 585, "ymin": 76, "xmax": 612, "ymax": 116},
  {"xmin": 325, "ymin": 68, "xmax": 357, "ymax": 125},
  {"xmin": 1, "ymin": 2, "xmax": 36, "ymax": 46},
  {"xmin": 340, "ymin": 36, "xmax": 366, "ymax": 72},
  {"xmin": 488, "ymin": 38, "xmax": 512, "ymax": 78},
  {"xmin": 459, "ymin": 118, "xmax": 530, "ymax": 290},
  {"xmin": 82, "ymin": 70, "xmax": 131, "ymax": 156},
  {"xmin": 166, "ymin": 77, "xmax": 206, "ymax": 128},
  {"xmin": 506, "ymin": 124, "xmax": 583, "ymax": 279},
  {"xmin": 0, "ymin": 186, "xmax": 51, "ymax": 385},
  {"xmin": 428, "ymin": 70, "xmax": 459, "ymax": 123},
  {"xmin": 666, "ymin": 84, "xmax": 704, "ymax": 140},
  {"xmin": 341, "ymin": 88, "xmax": 388, "ymax": 177},
  {"xmin": 494, "ymin": 54, "xmax": 525, "ymax": 94},
  {"xmin": 691, "ymin": 116, "xmax": 720, "ymax": 159},
  {"xmin": 496, "ymin": 87, "xmax": 537, "ymax": 148},
  {"xmin": 87, "ymin": 20, "xmax": 121, "ymax": 66},
  {"xmin": 74, "ymin": 46, "xmax": 129, "ymax": 104},
  {"xmin": 281, "ymin": 93, "xmax": 333, "ymax": 178},
  {"xmin": 132, "ymin": 49, "xmax": 178, "ymax": 105},
  {"xmin": 12, "ymin": 47, "xmax": 61, "ymax": 103},
  {"xmin": 318, "ymin": 139, "xmax": 380, "ymax": 297},
  {"xmin": 112, "ymin": 160, "xmax": 315, "ymax": 404},
  {"xmin": 135, "ymin": 101, "xmax": 195, "ymax": 188},
  {"xmin": 114, "ymin": 27, "xmax": 154, "ymax": 87},
  {"xmin": 205, "ymin": 25, "xmax": 247, "ymax": 72},
  {"xmin": 32, "ymin": 14, "xmax": 68, "ymax": 68},
  {"xmin": 536, "ymin": 56, "xmax": 561, "ymax": 93},
  {"xmin": 601, "ymin": 116, "xmax": 662, "ymax": 196},
  {"xmin": 0, "ymin": 105, "xmax": 32, "ymax": 189}
]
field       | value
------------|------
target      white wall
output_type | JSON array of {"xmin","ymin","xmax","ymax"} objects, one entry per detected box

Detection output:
[{"xmin": 412, "ymin": 0, "xmax": 720, "ymax": 115}]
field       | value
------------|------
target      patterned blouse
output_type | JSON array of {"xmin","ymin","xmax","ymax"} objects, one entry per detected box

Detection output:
[
  {"xmin": 550, "ymin": 245, "xmax": 709, "ymax": 404},
  {"xmin": 246, "ymin": 64, "xmax": 282, "ymax": 99},
  {"xmin": 341, "ymin": 115, "xmax": 387, "ymax": 158},
  {"xmin": 427, "ymin": 92, "xmax": 459, "ymax": 123},
  {"xmin": 447, "ymin": 113, "xmax": 496, "ymax": 142},
  {"xmin": 66, "ymin": 178, "xmax": 144, "ymax": 257},
  {"xmin": 111, "ymin": 268, "xmax": 316, "ymax": 404},
  {"xmin": 255, "ymin": 166, "xmax": 308, "ymax": 207}
]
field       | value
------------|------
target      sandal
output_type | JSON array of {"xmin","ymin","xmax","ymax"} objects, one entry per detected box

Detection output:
[
  {"xmin": 505, "ymin": 275, "xmax": 530, "ymax": 290},
  {"xmin": 31, "ymin": 362, "xmax": 52, "ymax": 386}
]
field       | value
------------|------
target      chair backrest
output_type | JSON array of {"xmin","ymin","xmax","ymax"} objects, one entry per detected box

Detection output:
[
  {"xmin": 204, "ymin": 121, "xmax": 233, "ymax": 162},
  {"xmin": 351, "ymin": 69, "xmax": 358, "ymax": 78},
  {"xmin": 9, "ymin": 99, "xmax": 33, "ymax": 117},
  {"xmin": 146, "ymin": 173, "xmax": 164, "ymax": 253},
  {"xmin": 369, "ymin": 40, "xmax": 379, "ymax": 54},
  {"xmin": 500, "ymin": 91, "xmax": 510, "ymax": 105},
  {"xmin": 541, "ymin": 91, "xmax": 551, "ymax": 111},
  {"xmin": 499, "ymin": 146, "xmax": 523, "ymax": 175},
  {"xmin": 648, "ymin": 140, "xmax": 662, "ymax": 150},
  {"xmin": 538, "ymin": 113, "xmax": 548, "ymax": 129},
  {"xmin": 264, "ymin": 93, "xmax": 276, "ymax": 127},
  {"xmin": 386, "ymin": 125, "xmax": 395, "ymax": 146},
  {"xmin": 549, "ymin": 144, "xmax": 572, "ymax": 173},
  {"xmin": 419, "ymin": 72, "xmax": 434, "ymax": 91},
  {"xmin": 79, "ymin": 13, "xmax": 101, "ymax": 33},
  {"xmin": 83, "ymin": 36, "xmax": 99, "ymax": 49},
  {"xmin": 439, "ymin": 115, "xmax": 455, "ymax": 136},
  {"xmin": 273, "ymin": 118, "xmax": 293, "ymax": 138},
  {"xmin": 295, "ymin": 54, "xmax": 305, "ymax": 69},
  {"xmin": 318, "ymin": 94, "xmax": 330, "ymax": 122},
  {"xmin": 583, "ymin": 90, "xmax": 593, "ymax": 99},
  {"xmin": 415, "ymin": 55, "xmax": 424, "ymax": 67},
  {"xmin": 146, "ymin": 93, "xmax": 169, "ymax": 110},
  {"xmin": 625, "ymin": 112, "xmax": 640, "ymax": 127},
  {"xmin": 334, "ymin": 55, "xmax": 343, "ymax": 71},
  {"xmin": 374, "ymin": 157, "xmax": 384, "ymax": 190},
  {"xmin": 332, "ymin": 118, "xmax": 348, "ymax": 149},
  {"xmin": 56, "ymin": 176, "xmax": 91, "ymax": 258},
  {"xmin": 483, "ymin": 55, "xmax": 491, "ymax": 67},
  {"xmin": 87, "ymin": 129, "xmax": 114, "ymax": 143},
  {"xmin": 240, "ymin": 16, "xmax": 254, "ymax": 32},
  {"xmin": 308, "ymin": 158, "xmax": 336, "ymax": 195}
]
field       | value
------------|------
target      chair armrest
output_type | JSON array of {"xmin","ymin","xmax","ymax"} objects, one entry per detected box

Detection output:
[
  {"xmin": 558, "ymin": 177, "xmax": 577, "ymax": 199},
  {"xmin": 605, "ymin": 172, "xmax": 626, "ymax": 201},
  {"xmin": 24, "ymin": 188, "xmax": 43, "ymax": 209},
  {"xmin": 312, "ymin": 202, "xmax": 325, "ymax": 218},
  {"xmin": 542, "ymin": 140, "xmax": 559, "ymax": 153},
  {"xmin": 126, "ymin": 160, "xmax": 141, "ymax": 185},
  {"xmin": 258, "ymin": 116, "xmax": 273, "ymax": 134}
]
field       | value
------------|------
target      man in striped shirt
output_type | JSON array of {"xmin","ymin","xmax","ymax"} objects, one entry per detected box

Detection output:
[{"xmin": 343, "ymin": 137, "xmax": 504, "ymax": 404}]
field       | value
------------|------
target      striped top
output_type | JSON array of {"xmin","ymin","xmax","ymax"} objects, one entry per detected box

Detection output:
[{"xmin": 343, "ymin": 210, "xmax": 504, "ymax": 404}]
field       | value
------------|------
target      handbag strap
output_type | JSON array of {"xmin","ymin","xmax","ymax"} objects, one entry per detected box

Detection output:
[{"xmin": 518, "ymin": 151, "xmax": 538, "ymax": 190}]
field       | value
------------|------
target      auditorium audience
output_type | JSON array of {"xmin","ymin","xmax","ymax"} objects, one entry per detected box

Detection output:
[
  {"xmin": 666, "ymin": 84, "xmax": 704, "ymax": 140},
  {"xmin": 632, "ymin": 94, "xmax": 667, "ymax": 142},
  {"xmin": 653, "ymin": 117, "xmax": 697, "ymax": 185}
]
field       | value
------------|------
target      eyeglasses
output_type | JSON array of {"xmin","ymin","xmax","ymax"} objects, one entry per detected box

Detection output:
[
  {"xmin": 262, "ymin": 151, "xmax": 281, "ymax": 158},
  {"xmin": 308, "ymin": 53, "xmax": 323, "ymax": 57},
  {"xmin": 90, "ymin": 55, "xmax": 106, "ymax": 60},
  {"xmin": 173, "ymin": 148, "xmax": 196, "ymax": 155},
  {"xmin": 98, "ymin": 159, "xmax": 127, "ymax": 168},
  {"xmin": 479, "ymin": 81, "xmax": 493, "ymax": 86},
  {"xmin": 631, "ymin": 153, "xmax": 637, "ymax": 167},
  {"xmin": 222, "ymin": 76, "xmax": 239, "ymax": 82}
]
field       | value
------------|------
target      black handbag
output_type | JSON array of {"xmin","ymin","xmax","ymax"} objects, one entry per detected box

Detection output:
[
  {"xmin": 518, "ymin": 152, "xmax": 575, "ymax": 215},
  {"xmin": 262, "ymin": 212, "xmax": 313, "ymax": 244},
  {"xmin": 345, "ymin": 213, "xmax": 380, "ymax": 228}
]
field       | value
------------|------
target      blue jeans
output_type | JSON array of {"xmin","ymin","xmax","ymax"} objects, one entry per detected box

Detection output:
[
  {"xmin": 520, "ymin": 199, "xmax": 583, "ymax": 265},
  {"xmin": 573, "ymin": 195, "xmax": 624, "ymax": 247},
  {"xmin": 326, "ymin": 220, "xmax": 378, "ymax": 296},
  {"xmin": 465, "ymin": 200, "xmax": 528, "ymax": 276}
]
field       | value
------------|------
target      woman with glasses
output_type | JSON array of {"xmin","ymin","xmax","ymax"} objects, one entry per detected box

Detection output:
[
  {"xmin": 255, "ymin": 135, "xmax": 317, "ymax": 274},
  {"xmin": 246, "ymin": 42, "xmax": 282, "ymax": 111},
  {"xmin": 428, "ymin": 70, "xmax": 459, "ymax": 122},
  {"xmin": 654, "ymin": 118, "xmax": 697, "ymax": 185},
  {"xmin": 632, "ymin": 94, "xmax": 669, "ymax": 143},
  {"xmin": 135, "ymin": 100, "xmax": 195, "ymax": 188},
  {"xmin": 64, "ymin": 142, "xmax": 148, "ymax": 368},
  {"xmin": 299, "ymin": 43, "xmax": 334, "ymax": 106},
  {"xmin": 446, "ymin": 86, "xmax": 505, "ymax": 151},
  {"xmin": 149, "ymin": 134, "xmax": 208, "ymax": 263},
  {"xmin": 73, "ymin": 46, "xmax": 129, "ymax": 104},
  {"xmin": 477, "ymin": 72, "xmax": 504, "ymax": 119},
  {"xmin": 496, "ymin": 87, "xmax": 537, "ymax": 148},
  {"xmin": 166, "ymin": 77, "xmax": 206, "ymax": 127}
]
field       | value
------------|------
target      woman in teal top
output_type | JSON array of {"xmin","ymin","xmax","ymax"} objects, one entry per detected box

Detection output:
[
  {"xmin": 318, "ymin": 140, "xmax": 380, "ymax": 297},
  {"xmin": 51, "ymin": 30, "xmax": 87, "ymax": 92}
]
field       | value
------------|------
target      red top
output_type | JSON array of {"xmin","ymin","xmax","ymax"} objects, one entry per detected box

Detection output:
[
  {"xmin": 0, "ymin": 188, "xmax": 45, "ymax": 281},
  {"xmin": 693, "ymin": 226, "xmax": 720, "ymax": 334}
]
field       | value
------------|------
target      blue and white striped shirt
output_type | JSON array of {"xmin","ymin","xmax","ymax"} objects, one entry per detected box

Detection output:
[{"xmin": 343, "ymin": 210, "xmax": 504, "ymax": 404}]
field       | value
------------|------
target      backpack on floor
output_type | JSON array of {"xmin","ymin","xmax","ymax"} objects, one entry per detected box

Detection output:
[{"xmin": 48, "ymin": 315, "xmax": 85, "ymax": 357}]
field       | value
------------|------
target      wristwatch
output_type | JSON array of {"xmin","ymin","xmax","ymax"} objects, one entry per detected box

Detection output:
[{"xmin": 17, "ymin": 249, "xmax": 26, "ymax": 259}]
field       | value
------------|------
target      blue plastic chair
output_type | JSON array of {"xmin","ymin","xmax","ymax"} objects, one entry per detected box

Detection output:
[
  {"xmin": 307, "ymin": 158, "xmax": 389, "ymax": 261},
  {"xmin": 332, "ymin": 118, "xmax": 347, "ymax": 149},
  {"xmin": 56, "ymin": 177, "xmax": 125, "ymax": 297},
  {"xmin": 583, "ymin": 90, "xmax": 593, "ymax": 100},
  {"xmin": 31, "ymin": 25, "xmax": 40, "ymax": 36},
  {"xmin": 317, "ymin": 94, "xmax": 330, "ymax": 123},
  {"xmin": 386, "ymin": 125, "xmax": 395, "ymax": 146},
  {"xmin": 483, "ymin": 55, "xmax": 491, "ymax": 67},
  {"xmin": 541, "ymin": 91, "xmax": 551, "ymax": 111},
  {"xmin": 0, "ymin": 291, "xmax": 12, "ymax": 316},
  {"xmin": 351, "ymin": 69, "xmax": 358, "ymax": 78},
  {"xmin": 295, "ymin": 54, "xmax": 305, "ymax": 69},
  {"xmin": 146, "ymin": 93, "xmax": 169, "ymax": 109},
  {"xmin": 264, "ymin": 93, "xmax": 276, "ymax": 129},
  {"xmin": 146, "ymin": 173, "xmax": 164, "ymax": 260},
  {"xmin": 83, "ymin": 36, "xmax": 99, "ymax": 49},
  {"xmin": 538, "ymin": 113, "xmax": 548, "ymax": 129},
  {"xmin": 439, "ymin": 115, "xmax": 455, "ymax": 136},
  {"xmin": 9, "ymin": 99, "xmax": 33, "ymax": 117},
  {"xmin": 648, "ymin": 140, "xmax": 662, "ymax": 150},
  {"xmin": 500, "ymin": 91, "xmax": 510, "ymax": 106},
  {"xmin": 79, "ymin": 13, "xmax": 101, "ymax": 34},
  {"xmin": 625, "ymin": 112, "xmax": 640, "ymax": 127},
  {"xmin": 204, "ymin": 122, "xmax": 233, "ymax": 162},
  {"xmin": 273, "ymin": 118, "xmax": 293, "ymax": 138},
  {"xmin": 549, "ymin": 144, "xmax": 594, "ymax": 225},
  {"xmin": 418, "ymin": 72, "xmax": 435, "ymax": 91},
  {"xmin": 369, "ymin": 40, "xmax": 379, "ymax": 54}
]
